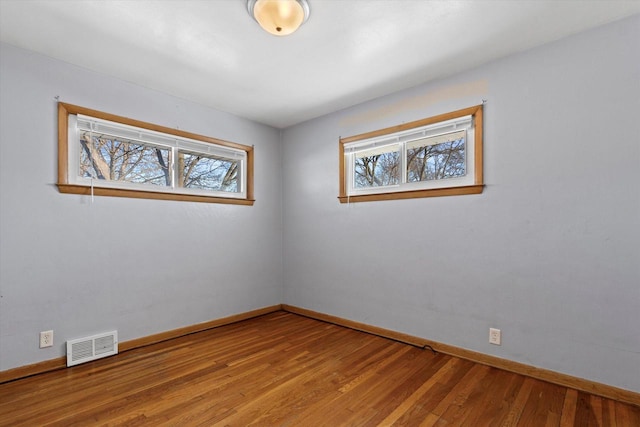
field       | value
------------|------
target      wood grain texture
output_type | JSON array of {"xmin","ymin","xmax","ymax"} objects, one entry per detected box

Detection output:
[
  {"xmin": 339, "ymin": 105, "xmax": 483, "ymax": 145},
  {"xmin": 1, "ymin": 312, "xmax": 638, "ymax": 426},
  {"xmin": 282, "ymin": 305, "xmax": 640, "ymax": 407},
  {"xmin": 337, "ymin": 184, "xmax": 484, "ymax": 203},
  {"xmin": 0, "ymin": 305, "xmax": 281, "ymax": 384},
  {"xmin": 56, "ymin": 184, "xmax": 256, "ymax": 205}
]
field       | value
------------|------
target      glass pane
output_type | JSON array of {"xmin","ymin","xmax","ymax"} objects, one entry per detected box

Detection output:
[
  {"xmin": 79, "ymin": 132, "xmax": 171, "ymax": 186},
  {"xmin": 354, "ymin": 149, "xmax": 400, "ymax": 188},
  {"xmin": 178, "ymin": 151, "xmax": 239, "ymax": 193},
  {"xmin": 406, "ymin": 137, "xmax": 465, "ymax": 182}
]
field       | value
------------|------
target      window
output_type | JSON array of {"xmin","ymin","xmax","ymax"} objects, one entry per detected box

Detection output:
[
  {"xmin": 339, "ymin": 105, "xmax": 483, "ymax": 203},
  {"xmin": 58, "ymin": 103, "xmax": 254, "ymax": 205}
]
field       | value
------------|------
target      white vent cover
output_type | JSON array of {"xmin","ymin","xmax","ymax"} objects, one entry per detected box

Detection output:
[{"xmin": 66, "ymin": 331, "xmax": 118, "ymax": 367}]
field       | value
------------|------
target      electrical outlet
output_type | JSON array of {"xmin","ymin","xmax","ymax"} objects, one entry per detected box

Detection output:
[
  {"xmin": 489, "ymin": 328, "xmax": 501, "ymax": 345},
  {"xmin": 40, "ymin": 330, "xmax": 53, "ymax": 348}
]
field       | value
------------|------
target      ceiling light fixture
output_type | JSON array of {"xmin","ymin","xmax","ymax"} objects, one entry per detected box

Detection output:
[{"xmin": 247, "ymin": 0, "xmax": 310, "ymax": 36}]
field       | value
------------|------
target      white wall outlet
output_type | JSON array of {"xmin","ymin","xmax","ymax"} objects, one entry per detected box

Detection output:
[
  {"xmin": 489, "ymin": 328, "xmax": 501, "ymax": 345},
  {"xmin": 40, "ymin": 330, "xmax": 53, "ymax": 348}
]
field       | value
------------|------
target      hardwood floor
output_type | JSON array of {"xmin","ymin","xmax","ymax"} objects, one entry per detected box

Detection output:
[{"xmin": 1, "ymin": 312, "xmax": 638, "ymax": 426}]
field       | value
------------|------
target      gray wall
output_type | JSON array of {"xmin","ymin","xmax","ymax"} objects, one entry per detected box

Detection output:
[
  {"xmin": 0, "ymin": 43, "xmax": 283, "ymax": 371},
  {"xmin": 282, "ymin": 15, "xmax": 640, "ymax": 392},
  {"xmin": 1, "ymin": 16, "xmax": 638, "ymax": 393}
]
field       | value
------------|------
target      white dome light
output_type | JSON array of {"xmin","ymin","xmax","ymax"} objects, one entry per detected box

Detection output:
[{"xmin": 247, "ymin": 0, "xmax": 310, "ymax": 36}]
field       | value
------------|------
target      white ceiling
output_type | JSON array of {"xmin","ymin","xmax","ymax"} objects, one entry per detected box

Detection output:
[{"xmin": 1, "ymin": 1, "xmax": 639, "ymax": 128}]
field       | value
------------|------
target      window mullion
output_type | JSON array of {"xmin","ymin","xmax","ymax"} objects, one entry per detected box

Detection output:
[
  {"xmin": 346, "ymin": 153, "xmax": 352, "ymax": 195},
  {"xmin": 400, "ymin": 142, "xmax": 407, "ymax": 185},
  {"xmin": 171, "ymin": 147, "xmax": 178, "ymax": 189},
  {"xmin": 350, "ymin": 153, "xmax": 356, "ymax": 193}
]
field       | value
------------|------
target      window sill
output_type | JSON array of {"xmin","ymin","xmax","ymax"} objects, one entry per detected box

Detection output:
[
  {"xmin": 57, "ymin": 184, "xmax": 255, "ymax": 205},
  {"xmin": 338, "ymin": 184, "xmax": 484, "ymax": 203}
]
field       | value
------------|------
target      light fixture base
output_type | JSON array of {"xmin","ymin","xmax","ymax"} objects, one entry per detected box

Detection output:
[{"xmin": 247, "ymin": 0, "xmax": 310, "ymax": 36}]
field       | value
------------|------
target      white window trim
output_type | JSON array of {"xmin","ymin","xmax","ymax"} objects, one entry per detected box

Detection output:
[
  {"xmin": 57, "ymin": 102, "xmax": 254, "ymax": 205},
  {"xmin": 68, "ymin": 114, "xmax": 247, "ymax": 199},
  {"xmin": 339, "ymin": 105, "xmax": 483, "ymax": 203},
  {"xmin": 344, "ymin": 116, "xmax": 474, "ymax": 196}
]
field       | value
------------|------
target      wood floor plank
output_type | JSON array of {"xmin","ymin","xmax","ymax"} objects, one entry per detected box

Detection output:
[
  {"xmin": 1, "ymin": 312, "xmax": 638, "ymax": 427},
  {"xmin": 415, "ymin": 366, "xmax": 492, "ymax": 427},
  {"xmin": 331, "ymin": 348, "xmax": 440, "ymax": 426},
  {"xmin": 368, "ymin": 355, "xmax": 452, "ymax": 427},
  {"xmin": 391, "ymin": 359, "xmax": 476, "ymax": 426},
  {"xmin": 378, "ymin": 357, "xmax": 459, "ymax": 426},
  {"xmin": 439, "ymin": 365, "xmax": 499, "ymax": 426},
  {"xmin": 559, "ymin": 388, "xmax": 578, "ymax": 427},
  {"xmin": 457, "ymin": 368, "xmax": 527, "ymax": 427},
  {"xmin": 616, "ymin": 399, "xmax": 640, "ymax": 426},
  {"xmin": 517, "ymin": 380, "xmax": 566, "ymax": 427}
]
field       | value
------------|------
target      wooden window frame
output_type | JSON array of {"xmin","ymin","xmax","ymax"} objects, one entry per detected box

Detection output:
[
  {"xmin": 338, "ymin": 105, "xmax": 483, "ymax": 203},
  {"xmin": 57, "ymin": 102, "xmax": 254, "ymax": 205}
]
